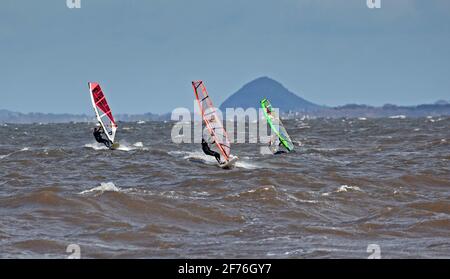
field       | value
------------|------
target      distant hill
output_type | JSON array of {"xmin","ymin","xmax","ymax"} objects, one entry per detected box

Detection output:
[{"xmin": 219, "ymin": 76, "xmax": 323, "ymax": 112}]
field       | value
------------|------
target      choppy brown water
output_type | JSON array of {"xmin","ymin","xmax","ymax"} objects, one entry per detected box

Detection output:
[{"xmin": 0, "ymin": 117, "xmax": 449, "ymax": 258}]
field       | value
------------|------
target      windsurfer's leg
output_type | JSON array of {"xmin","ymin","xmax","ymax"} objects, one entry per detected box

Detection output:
[
  {"xmin": 100, "ymin": 138, "xmax": 111, "ymax": 148},
  {"xmin": 203, "ymin": 148, "xmax": 214, "ymax": 157},
  {"xmin": 214, "ymin": 152, "xmax": 222, "ymax": 164},
  {"xmin": 203, "ymin": 148, "xmax": 221, "ymax": 163}
]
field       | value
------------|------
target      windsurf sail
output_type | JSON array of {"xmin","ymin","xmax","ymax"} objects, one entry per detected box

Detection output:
[
  {"xmin": 88, "ymin": 82, "xmax": 118, "ymax": 143},
  {"xmin": 192, "ymin": 80, "xmax": 231, "ymax": 162},
  {"xmin": 261, "ymin": 98, "xmax": 294, "ymax": 151}
]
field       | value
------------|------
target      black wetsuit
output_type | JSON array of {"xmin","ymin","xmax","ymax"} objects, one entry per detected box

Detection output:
[
  {"xmin": 93, "ymin": 128, "xmax": 112, "ymax": 148},
  {"xmin": 202, "ymin": 139, "xmax": 222, "ymax": 164}
]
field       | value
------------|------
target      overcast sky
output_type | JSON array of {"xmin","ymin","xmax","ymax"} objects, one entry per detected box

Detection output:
[{"xmin": 1, "ymin": 0, "xmax": 449, "ymax": 114}]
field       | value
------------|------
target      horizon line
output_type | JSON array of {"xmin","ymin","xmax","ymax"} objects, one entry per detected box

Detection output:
[{"xmin": 1, "ymin": 100, "xmax": 450, "ymax": 115}]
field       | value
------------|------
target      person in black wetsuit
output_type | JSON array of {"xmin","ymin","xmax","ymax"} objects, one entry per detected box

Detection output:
[
  {"xmin": 201, "ymin": 138, "xmax": 222, "ymax": 164},
  {"xmin": 93, "ymin": 126, "xmax": 112, "ymax": 148}
]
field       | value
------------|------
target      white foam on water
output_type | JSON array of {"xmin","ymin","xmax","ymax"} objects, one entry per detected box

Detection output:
[
  {"xmin": 170, "ymin": 150, "xmax": 216, "ymax": 166},
  {"xmin": 191, "ymin": 191, "xmax": 210, "ymax": 197},
  {"xmin": 185, "ymin": 151, "xmax": 217, "ymax": 164},
  {"xmin": 79, "ymin": 182, "xmax": 121, "ymax": 195},
  {"xmin": 0, "ymin": 147, "xmax": 29, "ymax": 160},
  {"xmin": 337, "ymin": 185, "xmax": 361, "ymax": 193},
  {"xmin": 322, "ymin": 185, "xmax": 362, "ymax": 196},
  {"xmin": 234, "ymin": 160, "xmax": 260, "ymax": 170},
  {"xmin": 84, "ymin": 141, "xmax": 145, "ymax": 152},
  {"xmin": 167, "ymin": 150, "xmax": 188, "ymax": 156},
  {"xmin": 116, "ymin": 141, "xmax": 148, "ymax": 151},
  {"xmin": 173, "ymin": 150, "xmax": 261, "ymax": 169},
  {"xmin": 133, "ymin": 142, "xmax": 144, "ymax": 148},
  {"xmin": 116, "ymin": 141, "xmax": 147, "ymax": 151},
  {"xmin": 285, "ymin": 193, "xmax": 318, "ymax": 204},
  {"xmin": 115, "ymin": 144, "xmax": 135, "ymax": 151},
  {"xmin": 137, "ymin": 121, "xmax": 146, "ymax": 124},
  {"xmin": 84, "ymin": 143, "xmax": 109, "ymax": 150},
  {"xmin": 160, "ymin": 190, "xmax": 183, "ymax": 200},
  {"xmin": 358, "ymin": 117, "xmax": 367, "ymax": 121}
]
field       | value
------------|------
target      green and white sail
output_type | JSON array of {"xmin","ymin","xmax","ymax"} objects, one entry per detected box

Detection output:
[{"xmin": 261, "ymin": 98, "xmax": 294, "ymax": 151}]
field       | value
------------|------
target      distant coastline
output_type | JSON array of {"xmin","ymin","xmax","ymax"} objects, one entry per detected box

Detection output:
[
  {"xmin": 0, "ymin": 110, "xmax": 170, "ymax": 124},
  {"xmin": 282, "ymin": 103, "xmax": 450, "ymax": 119},
  {"xmin": 2, "ymin": 76, "xmax": 449, "ymax": 124},
  {"xmin": 1, "ymin": 103, "xmax": 449, "ymax": 124}
]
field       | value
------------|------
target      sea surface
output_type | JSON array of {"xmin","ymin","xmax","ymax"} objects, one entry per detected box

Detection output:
[{"xmin": 0, "ymin": 117, "xmax": 449, "ymax": 258}]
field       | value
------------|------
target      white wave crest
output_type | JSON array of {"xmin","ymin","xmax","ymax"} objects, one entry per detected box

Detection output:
[
  {"xmin": 171, "ymin": 150, "xmax": 261, "ymax": 169},
  {"xmin": 115, "ymin": 141, "xmax": 146, "ymax": 151},
  {"xmin": 336, "ymin": 185, "xmax": 361, "ymax": 193},
  {"xmin": 1, "ymin": 147, "xmax": 29, "ymax": 159},
  {"xmin": 133, "ymin": 142, "xmax": 144, "ymax": 148},
  {"xmin": 79, "ymin": 182, "xmax": 121, "ymax": 195}
]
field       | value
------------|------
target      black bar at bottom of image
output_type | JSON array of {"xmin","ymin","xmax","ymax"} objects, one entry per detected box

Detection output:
[{"xmin": 0, "ymin": 259, "xmax": 449, "ymax": 278}]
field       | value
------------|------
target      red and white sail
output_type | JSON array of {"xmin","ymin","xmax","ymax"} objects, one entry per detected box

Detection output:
[
  {"xmin": 192, "ymin": 80, "xmax": 231, "ymax": 162},
  {"xmin": 88, "ymin": 82, "xmax": 118, "ymax": 143}
]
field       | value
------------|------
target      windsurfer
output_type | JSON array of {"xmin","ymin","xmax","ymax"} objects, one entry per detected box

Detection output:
[
  {"xmin": 93, "ymin": 125, "xmax": 112, "ymax": 148},
  {"xmin": 201, "ymin": 138, "xmax": 222, "ymax": 164}
]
